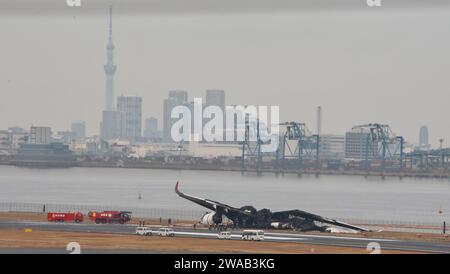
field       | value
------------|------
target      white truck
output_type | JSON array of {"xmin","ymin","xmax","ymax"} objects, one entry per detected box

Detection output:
[
  {"xmin": 217, "ymin": 231, "xmax": 232, "ymax": 240},
  {"xmin": 242, "ymin": 230, "xmax": 264, "ymax": 241},
  {"xmin": 135, "ymin": 226, "xmax": 153, "ymax": 236},
  {"xmin": 158, "ymin": 227, "xmax": 175, "ymax": 237}
]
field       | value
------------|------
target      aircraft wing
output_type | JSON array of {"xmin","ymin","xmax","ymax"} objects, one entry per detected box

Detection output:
[
  {"xmin": 320, "ymin": 217, "xmax": 370, "ymax": 232},
  {"xmin": 272, "ymin": 209, "xmax": 370, "ymax": 232},
  {"xmin": 175, "ymin": 182, "xmax": 248, "ymax": 215}
]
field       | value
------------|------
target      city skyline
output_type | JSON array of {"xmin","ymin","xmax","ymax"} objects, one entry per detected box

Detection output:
[{"xmin": 0, "ymin": 7, "xmax": 449, "ymax": 146}]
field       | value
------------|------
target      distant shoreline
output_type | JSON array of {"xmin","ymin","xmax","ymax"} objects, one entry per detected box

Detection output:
[{"xmin": 1, "ymin": 159, "xmax": 449, "ymax": 180}]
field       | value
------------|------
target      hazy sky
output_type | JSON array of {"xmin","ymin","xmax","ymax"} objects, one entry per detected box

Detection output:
[{"xmin": 0, "ymin": 1, "xmax": 449, "ymax": 147}]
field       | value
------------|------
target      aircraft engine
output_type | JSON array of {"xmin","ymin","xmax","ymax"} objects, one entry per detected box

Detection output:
[
  {"xmin": 200, "ymin": 212, "xmax": 222, "ymax": 226},
  {"xmin": 270, "ymin": 222, "xmax": 292, "ymax": 229}
]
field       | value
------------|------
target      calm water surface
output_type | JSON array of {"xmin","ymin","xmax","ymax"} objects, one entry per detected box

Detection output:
[{"xmin": 0, "ymin": 165, "xmax": 449, "ymax": 223}]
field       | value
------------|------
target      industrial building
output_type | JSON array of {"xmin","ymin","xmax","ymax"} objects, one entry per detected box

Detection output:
[
  {"xmin": 12, "ymin": 142, "xmax": 77, "ymax": 167},
  {"xmin": 345, "ymin": 130, "xmax": 378, "ymax": 160},
  {"xmin": 319, "ymin": 134, "xmax": 345, "ymax": 160}
]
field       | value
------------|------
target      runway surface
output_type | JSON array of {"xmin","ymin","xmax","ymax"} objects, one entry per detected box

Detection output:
[{"xmin": 1, "ymin": 220, "xmax": 450, "ymax": 254}]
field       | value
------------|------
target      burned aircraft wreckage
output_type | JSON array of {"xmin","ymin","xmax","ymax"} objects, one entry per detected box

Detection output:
[{"xmin": 175, "ymin": 182, "xmax": 369, "ymax": 232}]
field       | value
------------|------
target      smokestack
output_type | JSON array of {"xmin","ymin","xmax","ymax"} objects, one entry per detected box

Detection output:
[{"xmin": 316, "ymin": 106, "xmax": 322, "ymax": 136}]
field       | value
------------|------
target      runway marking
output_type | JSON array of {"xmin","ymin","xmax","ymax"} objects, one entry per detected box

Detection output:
[
  {"xmin": 174, "ymin": 231, "xmax": 219, "ymax": 237},
  {"xmin": 174, "ymin": 231, "xmax": 308, "ymax": 241},
  {"xmin": 264, "ymin": 232, "xmax": 399, "ymax": 242},
  {"xmin": 264, "ymin": 236, "xmax": 307, "ymax": 241}
]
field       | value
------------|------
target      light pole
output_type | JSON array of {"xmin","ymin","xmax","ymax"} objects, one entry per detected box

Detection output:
[
  {"xmin": 138, "ymin": 192, "xmax": 143, "ymax": 226},
  {"xmin": 439, "ymin": 206, "xmax": 445, "ymax": 235}
]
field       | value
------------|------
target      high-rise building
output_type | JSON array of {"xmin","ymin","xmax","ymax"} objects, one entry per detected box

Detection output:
[
  {"xmin": 144, "ymin": 117, "xmax": 158, "ymax": 139},
  {"xmin": 345, "ymin": 130, "xmax": 378, "ymax": 160},
  {"xmin": 117, "ymin": 95, "xmax": 142, "ymax": 141},
  {"xmin": 185, "ymin": 100, "xmax": 199, "ymax": 140},
  {"xmin": 163, "ymin": 98, "xmax": 177, "ymax": 142},
  {"xmin": 163, "ymin": 91, "xmax": 188, "ymax": 142},
  {"xmin": 205, "ymin": 89, "xmax": 225, "ymax": 111},
  {"xmin": 8, "ymin": 127, "xmax": 26, "ymax": 134},
  {"xmin": 0, "ymin": 130, "xmax": 10, "ymax": 152},
  {"xmin": 419, "ymin": 126, "xmax": 429, "ymax": 146},
  {"xmin": 168, "ymin": 90, "xmax": 188, "ymax": 105},
  {"xmin": 56, "ymin": 131, "xmax": 76, "ymax": 144},
  {"xmin": 6, "ymin": 127, "xmax": 28, "ymax": 152},
  {"xmin": 71, "ymin": 121, "xmax": 86, "ymax": 141},
  {"xmin": 205, "ymin": 90, "xmax": 226, "ymax": 141},
  {"xmin": 104, "ymin": 6, "xmax": 117, "ymax": 111},
  {"xmin": 29, "ymin": 126, "xmax": 52, "ymax": 145},
  {"xmin": 100, "ymin": 111, "xmax": 121, "ymax": 140}
]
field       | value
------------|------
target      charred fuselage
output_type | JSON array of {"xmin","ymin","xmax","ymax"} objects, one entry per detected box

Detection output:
[{"xmin": 175, "ymin": 182, "xmax": 368, "ymax": 232}]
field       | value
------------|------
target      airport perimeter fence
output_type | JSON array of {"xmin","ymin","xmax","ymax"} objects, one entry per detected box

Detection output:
[
  {"xmin": 0, "ymin": 201, "xmax": 206, "ymax": 222},
  {"xmin": 0, "ymin": 201, "xmax": 447, "ymax": 235}
]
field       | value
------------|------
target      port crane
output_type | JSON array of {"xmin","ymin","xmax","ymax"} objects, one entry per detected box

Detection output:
[
  {"xmin": 351, "ymin": 123, "xmax": 404, "ymax": 172},
  {"xmin": 276, "ymin": 122, "xmax": 319, "ymax": 172}
]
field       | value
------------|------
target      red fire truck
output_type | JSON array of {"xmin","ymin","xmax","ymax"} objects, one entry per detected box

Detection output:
[
  {"xmin": 47, "ymin": 212, "xmax": 84, "ymax": 223},
  {"xmin": 88, "ymin": 211, "xmax": 132, "ymax": 224}
]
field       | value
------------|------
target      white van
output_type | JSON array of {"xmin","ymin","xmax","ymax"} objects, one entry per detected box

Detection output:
[
  {"xmin": 158, "ymin": 227, "xmax": 175, "ymax": 237},
  {"xmin": 242, "ymin": 230, "xmax": 264, "ymax": 241},
  {"xmin": 217, "ymin": 231, "xmax": 232, "ymax": 240},
  {"xmin": 135, "ymin": 226, "xmax": 152, "ymax": 236}
]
